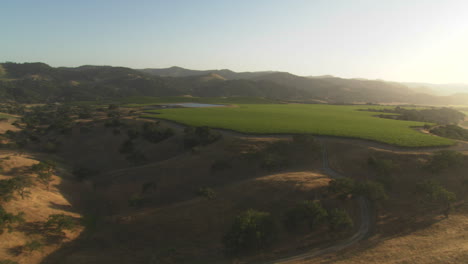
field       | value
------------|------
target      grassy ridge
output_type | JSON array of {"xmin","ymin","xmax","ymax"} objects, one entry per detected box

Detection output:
[
  {"xmin": 0, "ymin": 112, "xmax": 15, "ymax": 119},
  {"xmin": 121, "ymin": 96, "xmax": 280, "ymax": 106},
  {"xmin": 143, "ymin": 104, "xmax": 454, "ymax": 147},
  {"xmin": 71, "ymin": 96, "xmax": 281, "ymax": 106}
]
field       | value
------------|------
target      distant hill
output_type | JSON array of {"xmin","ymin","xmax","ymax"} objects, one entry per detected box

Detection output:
[
  {"xmin": 139, "ymin": 66, "xmax": 276, "ymax": 80},
  {"xmin": 1, "ymin": 62, "xmax": 468, "ymax": 105},
  {"xmin": 404, "ymin": 82, "xmax": 468, "ymax": 96}
]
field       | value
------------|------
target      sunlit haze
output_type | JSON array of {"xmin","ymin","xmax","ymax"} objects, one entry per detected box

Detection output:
[{"xmin": 2, "ymin": 0, "xmax": 468, "ymax": 83}]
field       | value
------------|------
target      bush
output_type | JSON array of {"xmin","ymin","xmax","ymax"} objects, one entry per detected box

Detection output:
[
  {"xmin": 328, "ymin": 178, "xmax": 387, "ymax": 202},
  {"xmin": 45, "ymin": 214, "xmax": 78, "ymax": 233},
  {"xmin": 125, "ymin": 151, "xmax": 148, "ymax": 166},
  {"xmin": 0, "ymin": 176, "xmax": 34, "ymax": 201},
  {"xmin": 127, "ymin": 128, "xmax": 140, "ymax": 140},
  {"xmin": 430, "ymin": 125, "xmax": 468, "ymax": 141},
  {"xmin": 260, "ymin": 152, "xmax": 289, "ymax": 171},
  {"xmin": 368, "ymin": 156, "xmax": 397, "ymax": 177},
  {"xmin": 328, "ymin": 178, "xmax": 356, "ymax": 200},
  {"xmin": 183, "ymin": 126, "xmax": 221, "ymax": 149},
  {"xmin": 0, "ymin": 260, "xmax": 19, "ymax": 264},
  {"xmin": 128, "ymin": 194, "xmax": 147, "ymax": 207},
  {"xmin": 283, "ymin": 200, "xmax": 328, "ymax": 232},
  {"xmin": 196, "ymin": 187, "xmax": 216, "ymax": 200},
  {"xmin": 328, "ymin": 208, "xmax": 353, "ymax": 232},
  {"xmin": 223, "ymin": 209, "xmax": 277, "ymax": 256},
  {"xmin": 0, "ymin": 206, "xmax": 25, "ymax": 234},
  {"xmin": 425, "ymin": 150, "xmax": 464, "ymax": 173},
  {"xmin": 10, "ymin": 176, "xmax": 34, "ymax": 199},
  {"xmin": 292, "ymin": 134, "xmax": 320, "ymax": 152},
  {"xmin": 31, "ymin": 160, "xmax": 56, "ymax": 189},
  {"xmin": 416, "ymin": 180, "xmax": 456, "ymax": 205},
  {"xmin": 141, "ymin": 122, "xmax": 174, "ymax": 143},
  {"xmin": 355, "ymin": 181, "xmax": 388, "ymax": 201},
  {"xmin": 23, "ymin": 240, "xmax": 43, "ymax": 253}
]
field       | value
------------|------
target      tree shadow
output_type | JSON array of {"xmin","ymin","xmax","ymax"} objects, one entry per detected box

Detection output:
[
  {"xmin": 16, "ymin": 221, "xmax": 68, "ymax": 245},
  {"xmin": 48, "ymin": 202, "xmax": 74, "ymax": 213}
]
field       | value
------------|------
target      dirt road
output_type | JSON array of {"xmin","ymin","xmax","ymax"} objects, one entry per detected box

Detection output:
[{"xmin": 263, "ymin": 140, "xmax": 371, "ymax": 263}]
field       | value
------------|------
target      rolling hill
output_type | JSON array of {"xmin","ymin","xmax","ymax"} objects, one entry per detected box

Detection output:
[{"xmin": 2, "ymin": 62, "xmax": 468, "ymax": 105}]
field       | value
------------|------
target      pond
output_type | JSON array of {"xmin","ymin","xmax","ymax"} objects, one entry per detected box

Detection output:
[{"xmin": 163, "ymin": 103, "xmax": 225, "ymax": 108}]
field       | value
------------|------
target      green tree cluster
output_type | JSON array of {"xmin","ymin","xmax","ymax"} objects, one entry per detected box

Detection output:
[
  {"xmin": 283, "ymin": 200, "xmax": 328, "ymax": 231},
  {"xmin": 222, "ymin": 209, "xmax": 277, "ymax": 256},
  {"xmin": 183, "ymin": 126, "xmax": 222, "ymax": 149},
  {"xmin": 425, "ymin": 150, "xmax": 464, "ymax": 173}
]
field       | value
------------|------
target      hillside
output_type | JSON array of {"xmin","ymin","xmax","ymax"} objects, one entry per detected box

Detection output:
[{"xmin": 2, "ymin": 62, "xmax": 468, "ymax": 105}]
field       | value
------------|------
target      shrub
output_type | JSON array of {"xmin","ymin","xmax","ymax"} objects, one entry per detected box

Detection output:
[
  {"xmin": 31, "ymin": 160, "xmax": 56, "ymax": 190},
  {"xmin": 0, "ymin": 176, "xmax": 34, "ymax": 201},
  {"xmin": 416, "ymin": 180, "xmax": 456, "ymax": 205},
  {"xmin": 0, "ymin": 206, "xmax": 25, "ymax": 234},
  {"xmin": 430, "ymin": 125, "xmax": 468, "ymax": 141},
  {"xmin": 354, "ymin": 181, "xmax": 388, "ymax": 201},
  {"xmin": 328, "ymin": 208, "xmax": 353, "ymax": 232},
  {"xmin": 292, "ymin": 134, "xmax": 320, "ymax": 152},
  {"xmin": 125, "ymin": 151, "xmax": 148, "ymax": 166},
  {"xmin": 0, "ymin": 179, "xmax": 16, "ymax": 202},
  {"xmin": 328, "ymin": 178, "xmax": 356, "ymax": 200},
  {"xmin": 183, "ymin": 126, "xmax": 221, "ymax": 149},
  {"xmin": 260, "ymin": 152, "xmax": 289, "ymax": 171},
  {"xmin": 10, "ymin": 176, "xmax": 34, "ymax": 199},
  {"xmin": 196, "ymin": 187, "xmax": 216, "ymax": 200},
  {"xmin": 127, "ymin": 128, "xmax": 140, "ymax": 140},
  {"xmin": 45, "ymin": 214, "xmax": 78, "ymax": 233},
  {"xmin": 368, "ymin": 156, "xmax": 397, "ymax": 177},
  {"xmin": 23, "ymin": 240, "xmax": 43, "ymax": 253},
  {"xmin": 283, "ymin": 200, "xmax": 328, "ymax": 232},
  {"xmin": 141, "ymin": 122, "xmax": 174, "ymax": 143},
  {"xmin": 128, "ymin": 194, "xmax": 146, "ymax": 207},
  {"xmin": 223, "ymin": 209, "xmax": 277, "ymax": 256},
  {"xmin": 0, "ymin": 260, "xmax": 19, "ymax": 264},
  {"xmin": 425, "ymin": 150, "xmax": 464, "ymax": 173}
]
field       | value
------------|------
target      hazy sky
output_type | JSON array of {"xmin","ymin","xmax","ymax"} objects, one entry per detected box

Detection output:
[{"xmin": 2, "ymin": 0, "xmax": 468, "ymax": 83}]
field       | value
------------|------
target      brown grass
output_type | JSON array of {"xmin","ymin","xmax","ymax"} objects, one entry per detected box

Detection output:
[{"xmin": 0, "ymin": 152, "xmax": 85, "ymax": 264}]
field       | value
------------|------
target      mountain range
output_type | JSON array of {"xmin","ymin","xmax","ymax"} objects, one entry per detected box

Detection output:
[{"xmin": 1, "ymin": 62, "xmax": 467, "ymax": 105}]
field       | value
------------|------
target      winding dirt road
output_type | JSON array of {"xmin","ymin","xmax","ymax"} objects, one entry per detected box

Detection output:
[{"xmin": 263, "ymin": 140, "xmax": 371, "ymax": 263}]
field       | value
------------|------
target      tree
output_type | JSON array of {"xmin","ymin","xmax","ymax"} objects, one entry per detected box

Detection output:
[
  {"xmin": 328, "ymin": 178, "xmax": 356, "ymax": 200},
  {"xmin": 355, "ymin": 181, "xmax": 388, "ymax": 201},
  {"xmin": 45, "ymin": 214, "xmax": 78, "ymax": 233},
  {"xmin": 183, "ymin": 126, "xmax": 221, "ymax": 149},
  {"xmin": 416, "ymin": 179, "xmax": 456, "ymax": 216},
  {"xmin": 425, "ymin": 150, "xmax": 464, "ymax": 174},
  {"xmin": 31, "ymin": 160, "xmax": 56, "ymax": 190},
  {"xmin": 0, "ymin": 205, "xmax": 25, "ymax": 234},
  {"xmin": 0, "ymin": 260, "xmax": 19, "ymax": 264},
  {"xmin": 0, "ymin": 179, "xmax": 16, "ymax": 202},
  {"xmin": 292, "ymin": 134, "xmax": 320, "ymax": 153},
  {"xmin": 10, "ymin": 175, "xmax": 34, "ymax": 199},
  {"xmin": 23, "ymin": 240, "xmax": 43, "ymax": 254},
  {"xmin": 0, "ymin": 176, "xmax": 34, "ymax": 201},
  {"xmin": 328, "ymin": 208, "xmax": 353, "ymax": 232},
  {"xmin": 141, "ymin": 122, "xmax": 174, "ymax": 143},
  {"xmin": 223, "ymin": 209, "xmax": 277, "ymax": 256},
  {"xmin": 283, "ymin": 200, "xmax": 328, "ymax": 231},
  {"xmin": 196, "ymin": 187, "xmax": 216, "ymax": 200}
]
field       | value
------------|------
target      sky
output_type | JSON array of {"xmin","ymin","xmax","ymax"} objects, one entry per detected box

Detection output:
[{"xmin": 1, "ymin": 0, "xmax": 468, "ymax": 83}]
